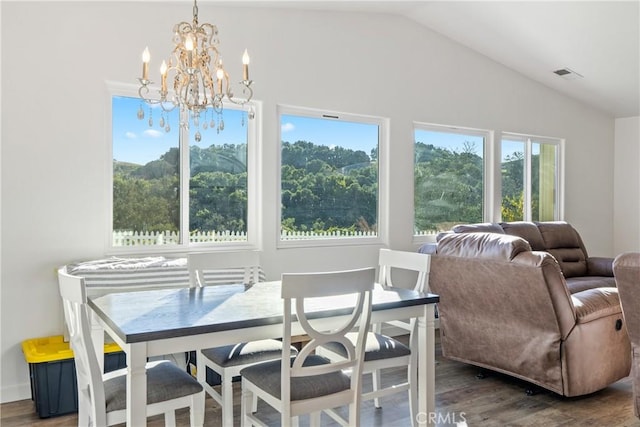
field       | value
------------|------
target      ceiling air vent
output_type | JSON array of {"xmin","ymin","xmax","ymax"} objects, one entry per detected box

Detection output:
[{"xmin": 553, "ymin": 68, "xmax": 583, "ymax": 80}]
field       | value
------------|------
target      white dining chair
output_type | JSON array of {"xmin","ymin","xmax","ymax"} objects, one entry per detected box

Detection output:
[
  {"xmin": 187, "ymin": 251, "xmax": 297, "ymax": 427},
  {"xmin": 319, "ymin": 248, "xmax": 430, "ymax": 426},
  {"xmin": 57, "ymin": 267, "xmax": 205, "ymax": 427},
  {"xmin": 240, "ymin": 267, "xmax": 375, "ymax": 427}
]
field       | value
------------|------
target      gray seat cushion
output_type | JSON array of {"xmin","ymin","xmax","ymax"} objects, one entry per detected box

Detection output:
[
  {"xmin": 201, "ymin": 339, "xmax": 296, "ymax": 367},
  {"xmin": 240, "ymin": 355, "xmax": 350, "ymax": 400},
  {"xmin": 104, "ymin": 360, "xmax": 202, "ymax": 412},
  {"xmin": 323, "ymin": 332, "xmax": 411, "ymax": 361}
]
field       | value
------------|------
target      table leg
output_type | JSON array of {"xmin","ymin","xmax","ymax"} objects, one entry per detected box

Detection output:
[
  {"xmin": 126, "ymin": 342, "xmax": 147, "ymax": 426},
  {"xmin": 418, "ymin": 305, "xmax": 436, "ymax": 426}
]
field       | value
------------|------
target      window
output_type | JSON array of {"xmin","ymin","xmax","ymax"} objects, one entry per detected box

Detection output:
[
  {"xmin": 109, "ymin": 88, "xmax": 259, "ymax": 251},
  {"xmin": 414, "ymin": 124, "xmax": 490, "ymax": 236},
  {"xmin": 277, "ymin": 105, "xmax": 387, "ymax": 247},
  {"xmin": 501, "ymin": 134, "xmax": 563, "ymax": 222}
]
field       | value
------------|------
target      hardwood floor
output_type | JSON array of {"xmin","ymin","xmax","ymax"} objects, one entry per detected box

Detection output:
[{"xmin": 2, "ymin": 332, "xmax": 638, "ymax": 426}]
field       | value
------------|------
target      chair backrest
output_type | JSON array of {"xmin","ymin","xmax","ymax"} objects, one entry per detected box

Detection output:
[
  {"xmin": 187, "ymin": 251, "xmax": 261, "ymax": 287},
  {"xmin": 280, "ymin": 268, "xmax": 375, "ymax": 407},
  {"xmin": 377, "ymin": 249, "xmax": 431, "ymax": 339},
  {"xmin": 57, "ymin": 267, "xmax": 108, "ymax": 426},
  {"xmin": 378, "ymin": 248, "xmax": 431, "ymax": 293}
]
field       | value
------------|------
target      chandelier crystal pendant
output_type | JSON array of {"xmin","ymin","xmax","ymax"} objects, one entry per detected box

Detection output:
[{"xmin": 137, "ymin": 0, "xmax": 254, "ymax": 136}]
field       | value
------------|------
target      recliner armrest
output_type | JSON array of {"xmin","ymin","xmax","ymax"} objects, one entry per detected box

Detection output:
[
  {"xmin": 571, "ymin": 287, "xmax": 621, "ymax": 323},
  {"xmin": 587, "ymin": 257, "xmax": 614, "ymax": 277}
]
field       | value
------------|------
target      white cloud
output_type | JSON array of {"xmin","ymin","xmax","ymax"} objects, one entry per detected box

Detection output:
[
  {"xmin": 281, "ymin": 122, "xmax": 295, "ymax": 133},
  {"xmin": 143, "ymin": 129, "xmax": 164, "ymax": 138},
  {"xmin": 125, "ymin": 131, "xmax": 137, "ymax": 139}
]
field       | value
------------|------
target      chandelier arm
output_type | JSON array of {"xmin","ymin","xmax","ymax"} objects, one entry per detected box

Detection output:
[
  {"xmin": 174, "ymin": 22, "xmax": 194, "ymax": 36},
  {"xmin": 226, "ymin": 83, "xmax": 253, "ymax": 106},
  {"xmin": 138, "ymin": 84, "xmax": 152, "ymax": 101},
  {"xmin": 159, "ymin": 102, "xmax": 178, "ymax": 113},
  {"xmin": 138, "ymin": 84, "xmax": 163, "ymax": 106}
]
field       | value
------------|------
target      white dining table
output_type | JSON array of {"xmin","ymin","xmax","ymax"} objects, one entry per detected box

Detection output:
[{"xmin": 88, "ymin": 281, "xmax": 439, "ymax": 426}]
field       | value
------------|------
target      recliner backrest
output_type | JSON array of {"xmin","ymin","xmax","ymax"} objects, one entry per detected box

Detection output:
[
  {"xmin": 535, "ymin": 222, "xmax": 588, "ymax": 278},
  {"xmin": 449, "ymin": 221, "xmax": 590, "ymax": 278},
  {"xmin": 500, "ymin": 221, "xmax": 546, "ymax": 251},
  {"xmin": 437, "ymin": 232, "xmax": 531, "ymax": 261}
]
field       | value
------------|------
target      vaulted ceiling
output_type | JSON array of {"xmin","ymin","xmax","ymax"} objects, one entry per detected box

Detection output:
[
  {"xmin": 403, "ymin": 1, "xmax": 640, "ymax": 119},
  {"xmin": 218, "ymin": 0, "xmax": 640, "ymax": 119}
]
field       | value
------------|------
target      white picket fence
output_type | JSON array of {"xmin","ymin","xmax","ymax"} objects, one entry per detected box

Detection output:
[
  {"xmin": 113, "ymin": 229, "xmax": 378, "ymax": 246},
  {"xmin": 414, "ymin": 230, "xmax": 439, "ymax": 236},
  {"xmin": 279, "ymin": 230, "xmax": 377, "ymax": 240},
  {"xmin": 112, "ymin": 230, "xmax": 247, "ymax": 246}
]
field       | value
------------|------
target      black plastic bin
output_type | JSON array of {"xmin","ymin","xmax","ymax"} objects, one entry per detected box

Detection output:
[{"xmin": 22, "ymin": 335, "xmax": 126, "ymax": 418}]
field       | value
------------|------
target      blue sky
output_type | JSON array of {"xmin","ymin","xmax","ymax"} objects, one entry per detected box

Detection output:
[
  {"xmin": 112, "ymin": 96, "xmax": 248, "ymax": 165},
  {"xmin": 280, "ymin": 114, "xmax": 378, "ymax": 155},
  {"xmin": 114, "ymin": 95, "xmax": 525, "ymax": 165},
  {"xmin": 279, "ymin": 116, "xmax": 488, "ymax": 159}
]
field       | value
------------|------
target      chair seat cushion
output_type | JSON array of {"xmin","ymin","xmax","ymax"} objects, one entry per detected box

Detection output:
[
  {"xmin": 201, "ymin": 339, "xmax": 296, "ymax": 367},
  {"xmin": 324, "ymin": 332, "xmax": 411, "ymax": 361},
  {"xmin": 104, "ymin": 360, "xmax": 202, "ymax": 412},
  {"xmin": 240, "ymin": 355, "xmax": 350, "ymax": 401}
]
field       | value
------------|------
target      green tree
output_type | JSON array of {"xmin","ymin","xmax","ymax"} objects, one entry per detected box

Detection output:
[
  {"xmin": 280, "ymin": 140, "xmax": 377, "ymax": 233},
  {"xmin": 113, "ymin": 173, "xmax": 179, "ymax": 232},
  {"xmin": 414, "ymin": 142, "xmax": 483, "ymax": 232}
]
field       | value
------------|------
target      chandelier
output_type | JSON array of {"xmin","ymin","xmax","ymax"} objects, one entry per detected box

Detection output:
[{"xmin": 137, "ymin": 0, "xmax": 254, "ymax": 140}]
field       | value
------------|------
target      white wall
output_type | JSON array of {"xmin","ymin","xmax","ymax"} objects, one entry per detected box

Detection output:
[
  {"xmin": 1, "ymin": 2, "xmax": 617, "ymax": 402},
  {"xmin": 614, "ymin": 116, "xmax": 640, "ymax": 253}
]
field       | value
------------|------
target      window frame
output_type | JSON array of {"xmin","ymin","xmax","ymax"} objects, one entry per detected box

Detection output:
[
  {"xmin": 499, "ymin": 132, "xmax": 565, "ymax": 222},
  {"xmin": 412, "ymin": 122, "xmax": 495, "ymax": 243},
  {"xmin": 106, "ymin": 81, "xmax": 262, "ymax": 254},
  {"xmin": 276, "ymin": 104, "xmax": 389, "ymax": 249}
]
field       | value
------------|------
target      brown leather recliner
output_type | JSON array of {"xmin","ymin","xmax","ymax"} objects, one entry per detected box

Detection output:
[
  {"xmin": 430, "ymin": 221, "xmax": 616, "ymax": 293},
  {"xmin": 614, "ymin": 252, "xmax": 640, "ymax": 418},
  {"xmin": 429, "ymin": 231, "xmax": 631, "ymax": 397}
]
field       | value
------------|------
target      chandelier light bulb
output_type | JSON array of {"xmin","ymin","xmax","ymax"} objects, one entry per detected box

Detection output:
[
  {"xmin": 160, "ymin": 60, "xmax": 168, "ymax": 92},
  {"xmin": 142, "ymin": 47, "xmax": 151, "ymax": 62},
  {"xmin": 185, "ymin": 35, "xmax": 194, "ymax": 68},
  {"xmin": 185, "ymin": 35, "xmax": 194, "ymax": 51},
  {"xmin": 242, "ymin": 49, "xmax": 250, "ymax": 81},
  {"xmin": 141, "ymin": 47, "xmax": 150, "ymax": 81},
  {"xmin": 217, "ymin": 67, "xmax": 225, "ymax": 93}
]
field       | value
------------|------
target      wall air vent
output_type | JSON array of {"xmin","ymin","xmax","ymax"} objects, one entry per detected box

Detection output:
[{"xmin": 553, "ymin": 68, "xmax": 583, "ymax": 80}]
